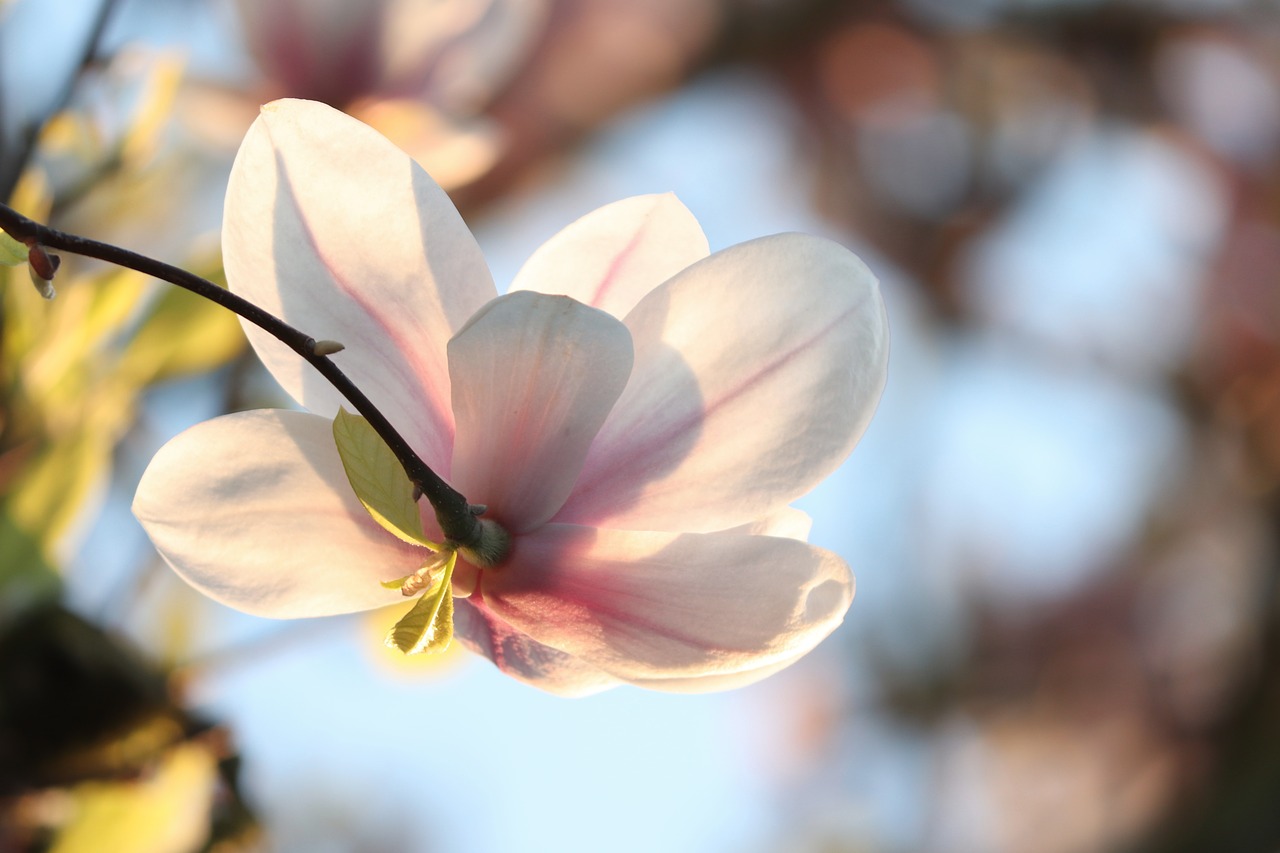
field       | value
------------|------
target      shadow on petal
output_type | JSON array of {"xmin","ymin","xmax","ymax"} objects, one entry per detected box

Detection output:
[
  {"xmin": 554, "ymin": 284, "xmax": 705, "ymax": 527},
  {"xmin": 271, "ymin": 154, "xmax": 459, "ymax": 466},
  {"xmin": 453, "ymin": 596, "xmax": 620, "ymax": 697},
  {"xmin": 476, "ymin": 524, "xmax": 853, "ymax": 683}
]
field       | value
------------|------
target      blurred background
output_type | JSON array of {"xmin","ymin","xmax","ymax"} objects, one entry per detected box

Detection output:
[{"xmin": 2, "ymin": 0, "xmax": 1279, "ymax": 850}]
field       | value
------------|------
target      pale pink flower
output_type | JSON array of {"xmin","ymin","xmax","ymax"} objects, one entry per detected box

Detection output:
[
  {"xmin": 133, "ymin": 99, "xmax": 889, "ymax": 696},
  {"xmin": 236, "ymin": 0, "xmax": 544, "ymax": 111},
  {"xmin": 233, "ymin": 0, "xmax": 547, "ymax": 187}
]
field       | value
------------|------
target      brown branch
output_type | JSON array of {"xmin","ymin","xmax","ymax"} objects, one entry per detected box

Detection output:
[{"xmin": 0, "ymin": 203, "xmax": 483, "ymax": 549}]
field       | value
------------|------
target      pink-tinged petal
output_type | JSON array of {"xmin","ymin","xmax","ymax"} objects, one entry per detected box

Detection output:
[
  {"xmin": 453, "ymin": 597, "xmax": 621, "ymax": 697},
  {"xmin": 727, "ymin": 506, "xmax": 813, "ymax": 541},
  {"xmin": 509, "ymin": 194, "xmax": 709, "ymax": 319},
  {"xmin": 474, "ymin": 524, "xmax": 854, "ymax": 683},
  {"xmin": 222, "ymin": 99, "xmax": 497, "ymax": 477},
  {"xmin": 236, "ymin": 0, "xmax": 387, "ymax": 104},
  {"xmin": 133, "ymin": 409, "xmax": 420, "ymax": 618},
  {"xmin": 556, "ymin": 233, "xmax": 889, "ymax": 533},
  {"xmin": 448, "ymin": 292, "xmax": 633, "ymax": 532}
]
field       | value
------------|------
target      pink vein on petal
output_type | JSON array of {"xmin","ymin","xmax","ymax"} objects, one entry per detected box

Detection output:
[
  {"xmin": 572, "ymin": 292, "xmax": 870, "ymax": 508},
  {"xmin": 274, "ymin": 162, "xmax": 453, "ymax": 451},
  {"xmin": 462, "ymin": 595, "xmax": 548, "ymax": 677},
  {"xmin": 474, "ymin": 569, "xmax": 739, "ymax": 661},
  {"xmin": 589, "ymin": 226, "xmax": 644, "ymax": 308}
]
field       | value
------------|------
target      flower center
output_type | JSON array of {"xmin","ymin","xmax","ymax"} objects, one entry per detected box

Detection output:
[
  {"xmin": 455, "ymin": 516, "xmax": 511, "ymax": 569},
  {"xmin": 397, "ymin": 550, "xmax": 452, "ymax": 597}
]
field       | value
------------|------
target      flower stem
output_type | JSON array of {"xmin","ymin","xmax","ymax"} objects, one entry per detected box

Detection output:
[{"xmin": 0, "ymin": 203, "xmax": 483, "ymax": 548}]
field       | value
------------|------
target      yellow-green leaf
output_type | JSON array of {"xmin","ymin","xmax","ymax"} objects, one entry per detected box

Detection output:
[
  {"xmin": 119, "ymin": 54, "xmax": 186, "ymax": 169},
  {"xmin": 48, "ymin": 740, "xmax": 218, "ymax": 853},
  {"xmin": 118, "ymin": 281, "xmax": 244, "ymax": 383},
  {"xmin": 7, "ymin": 430, "xmax": 112, "ymax": 554},
  {"xmin": 0, "ymin": 511, "xmax": 61, "ymax": 617},
  {"xmin": 332, "ymin": 409, "xmax": 437, "ymax": 547},
  {"xmin": 0, "ymin": 229, "xmax": 25, "ymax": 266},
  {"xmin": 385, "ymin": 554, "xmax": 455, "ymax": 655}
]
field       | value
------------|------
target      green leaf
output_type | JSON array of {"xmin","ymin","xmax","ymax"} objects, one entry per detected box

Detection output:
[
  {"xmin": 7, "ymin": 431, "xmax": 112, "ymax": 555},
  {"xmin": 0, "ymin": 511, "xmax": 61, "ymax": 620},
  {"xmin": 0, "ymin": 229, "xmax": 25, "ymax": 266},
  {"xmin": 385, "ymin": 554, "xmax": 456, "ymax": 655},
  {"xmin": 118, "ymin": 276, "xmax": 244, "ymax": 383},
  {"xmin": 47, "ymin": 740, "xmax": 218, "ymax": 853},
  {"xmin": 332, "ymin": 409, "xmax": 437, "ymax": 547}
]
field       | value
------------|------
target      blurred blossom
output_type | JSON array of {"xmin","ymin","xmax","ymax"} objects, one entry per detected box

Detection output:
[
  {"xmin": 962, "ymin": 128, "xmax": 1226, "ymax": 376},
  {"xmin": 808, "ymin": 20, "xmax": 1102, "ymax": 239},
  {"xmin": 1155, "ymin": 28, "xmax": 1280, "ymax": 166},
  {"xmin": 930, "ymin": 707, "xmax": 1178, "ymax": 853},
  {"xmin": 236, "ymin": 0, "xmax": 388, "ymax": 106},
  {"xmin": 531, "ymin": 0, "xmax": 720, "ymax": 128},
  {"xmin": 236, "ymin": 0, "xmax": 544, "ymax": 110},
  {"xmin": 1194, "ymin": 218, "xmax": 1280, "ymax": 486},
  {"xmin": 231, "ymin": 0, "xmax": 548, "ymax": 187},
  {"xmin": 819, "ymin": 22, "xmax": 940, "ymax": 122},
  {"xmin": 1135, "ymin": 468, "xmax": 1271, "ymax": 728},
  {"xmin": 817, "ymin": 22, "xmax": 974, "ymax": 219},
  {"xmin": 1201, "ymin": 220, "xmax": 1280, "ymax": 376}
]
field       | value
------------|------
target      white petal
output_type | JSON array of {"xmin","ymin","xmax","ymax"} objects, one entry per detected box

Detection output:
[
  {"xmin": 133, "ymin": 409, "xmax": 422, "ymax": 618},
  {"xmin": 222, "ymin": 99, "xmax": 497, "ymax": 477},
  {"xmin": 453, "ymin": 598, "xmax": 621, "ymax": 697},
  {"xmin": 449, "ymin": 292, "xmax": 633, "ymax": 532},
  {"xmin": 556, "ymin": 233, "xmax": 888, "ymax": 533},
  {"xmin": 727, "ymin": 506, "xmax": 813, "ymax": 541},
  {"xmin": 474, "ymin": 524, "xmax": 854, "ymax": 683},
  {"xmin": 624, "ymin": 651, "xmax": 813, "ymax": 693},
  {"xmin": 509, "ymin": 194, "xmax": 709, "ymax": 319}
]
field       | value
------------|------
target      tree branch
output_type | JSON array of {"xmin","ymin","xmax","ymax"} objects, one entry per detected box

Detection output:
[{"xmin": 0, "ymin": 202, "xmax": 483, "ymax": 549}]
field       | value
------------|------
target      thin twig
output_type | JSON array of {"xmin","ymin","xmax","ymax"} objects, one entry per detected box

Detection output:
[{"xmin": 0, "ymin": 203, "xmax": 483, "ymax": 548}]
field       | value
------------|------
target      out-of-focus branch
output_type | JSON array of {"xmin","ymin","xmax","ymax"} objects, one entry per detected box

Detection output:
[{"xmin": 0, "ymin": 0, "xmax": 122, "ymax": 202}]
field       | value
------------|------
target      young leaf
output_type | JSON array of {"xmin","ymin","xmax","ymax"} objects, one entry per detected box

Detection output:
[
  {"xmin": 332, "ymin": 408, "xmax": 439, "ymax": 548},
  {"xmin": 385, "ymin": 554, "xmax": 456, "ymax": 655},
  {"xmin": 0, "ymin": 230, "xmax": 25, "ymax": 266}
]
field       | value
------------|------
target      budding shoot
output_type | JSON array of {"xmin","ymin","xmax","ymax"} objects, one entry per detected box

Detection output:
[{"xmin": 27, "ymin": 245, "xmax": 59, "ymax": 299}]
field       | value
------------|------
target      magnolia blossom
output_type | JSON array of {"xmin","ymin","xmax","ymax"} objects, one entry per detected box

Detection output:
[
  {"xmin": 133, "ymin": 99, "xmax": 889, "ymax": 696},
  {"xmin": 233, "ymin": 0, "xmax": 547, "ymax": 188},
  {"xmin": 236, "ymin": 0, "xmax": 544, "ymax": 109}
]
